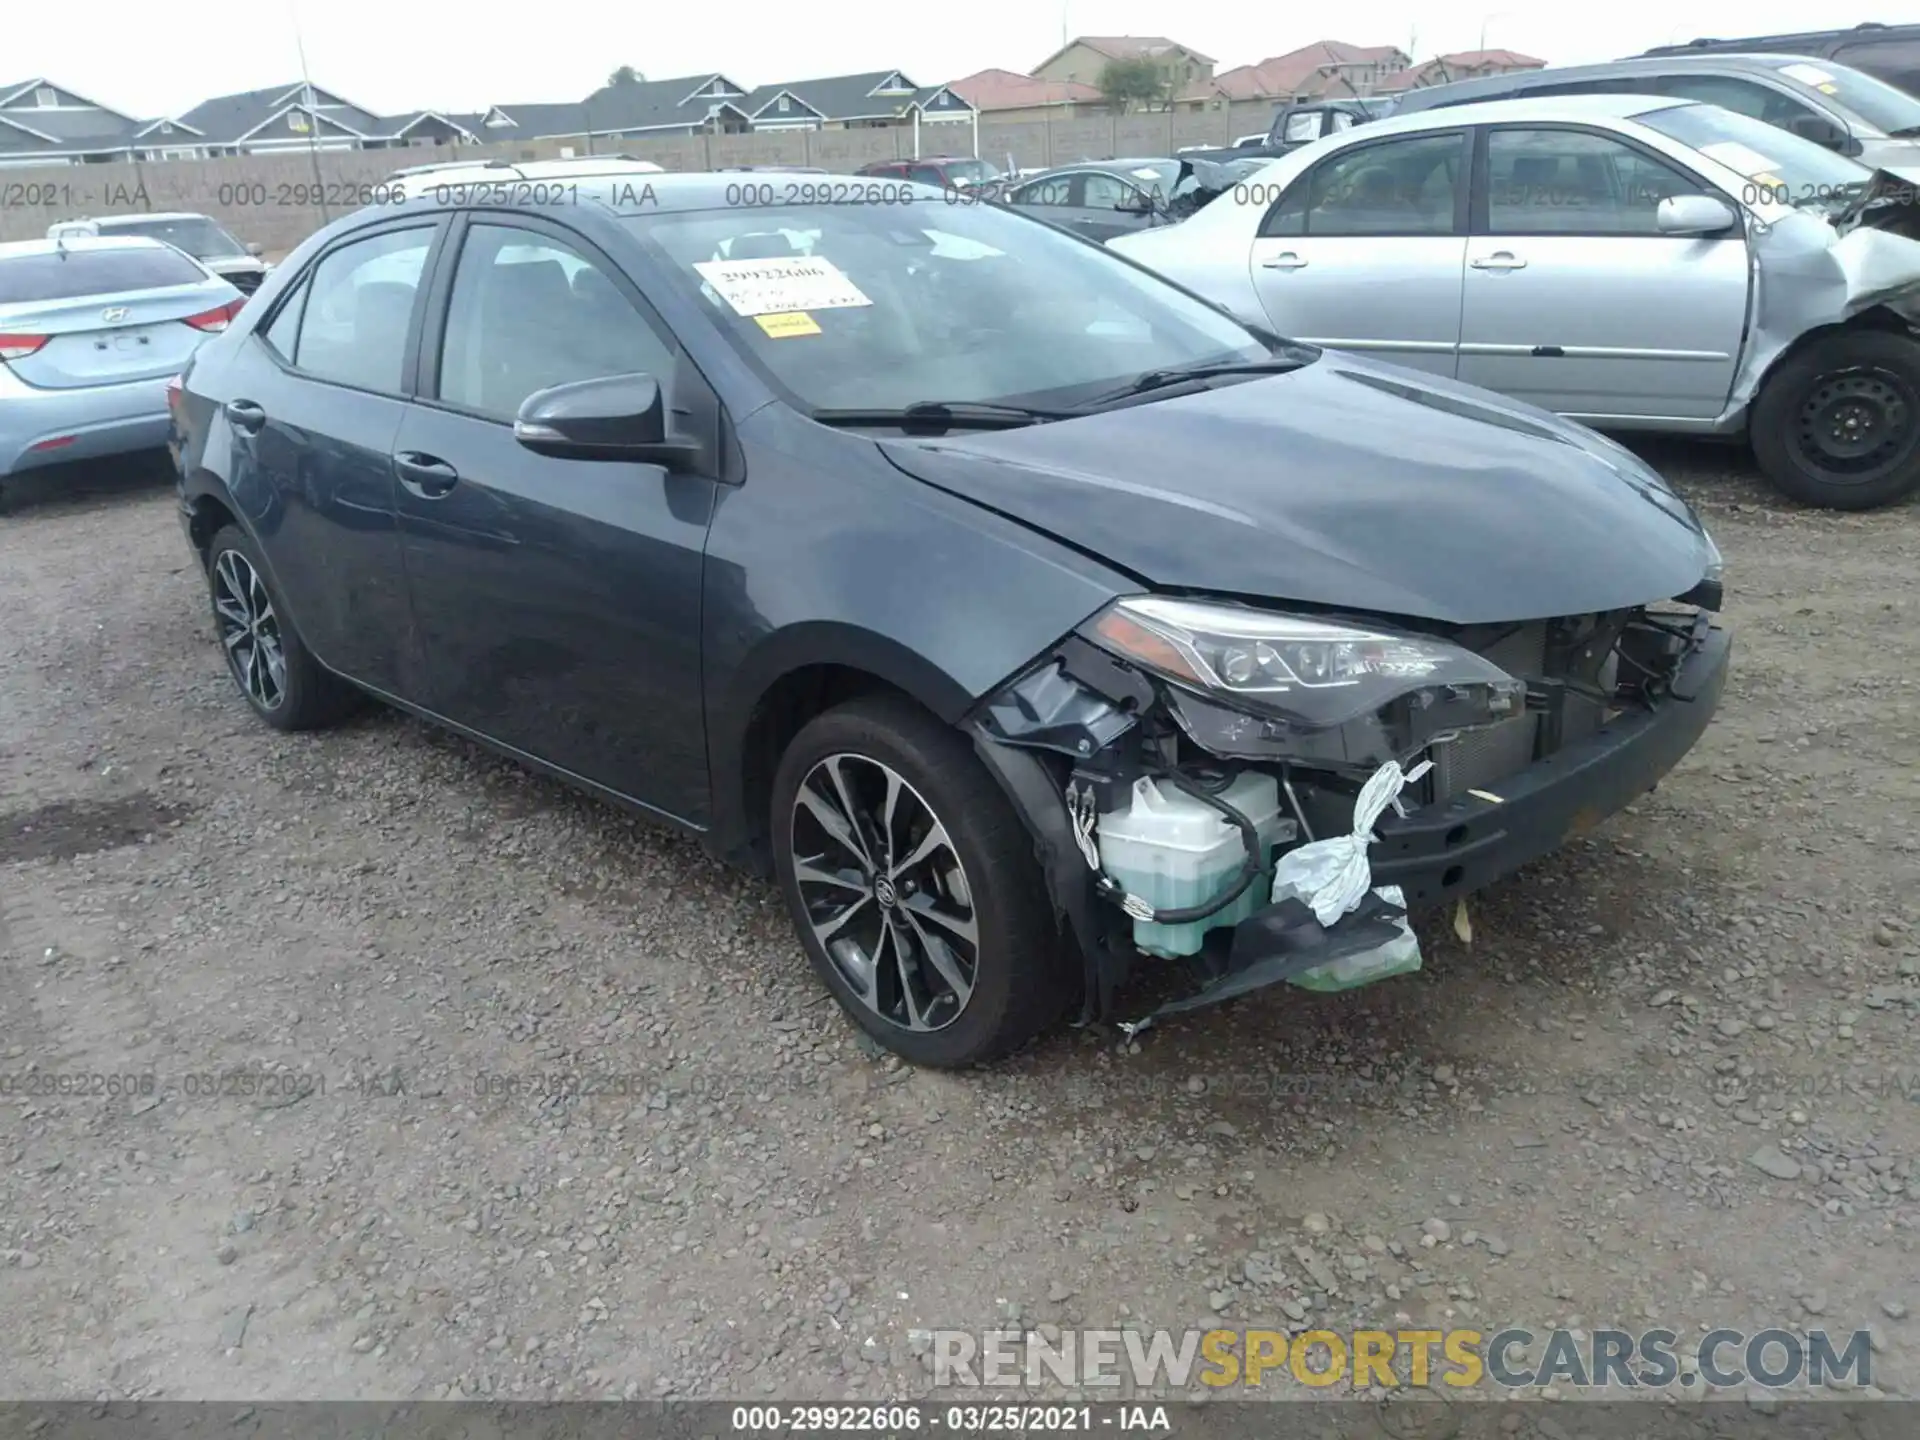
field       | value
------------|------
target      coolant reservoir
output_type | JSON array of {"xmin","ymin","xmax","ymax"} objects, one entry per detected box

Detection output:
[{"xmin": 1096, "ymin": 774, "xmax": 1286, "ymax": 958}]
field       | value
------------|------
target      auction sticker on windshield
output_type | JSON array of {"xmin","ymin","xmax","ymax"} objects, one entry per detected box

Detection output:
[
  {"xmin": 693, "ymin": 256, "xmax": 872, "ymax": 317},
  {"xmin": 755, "ymin": 311, "xmax": 823, "ymax": 338},
  {"xmin": 1778, "ymin": 62, "xmax": 1837, "ymax": 91},
  {"xmin": 1698, "ymin": 140, "xmax": 1781, "ymax": 179}
]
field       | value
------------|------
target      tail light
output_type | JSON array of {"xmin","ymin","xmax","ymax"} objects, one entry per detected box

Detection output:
[
  {"xmin": 165, "ymin": 373, "xmax": 184, "ymax": 416},
  {"xmin": 0, "ymin": 333, "xmax": 49, "ymax": 361},
  {"xmin": 183, "ymin": 299, "xmax": 246, "ymax": 333}
]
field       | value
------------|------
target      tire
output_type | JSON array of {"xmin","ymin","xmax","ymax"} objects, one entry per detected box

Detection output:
[
  {"xmin": 771, "ymin": 694, "xmax": 1073, "ymax": 1068},
  {"xmin": 1751, "ymin": 330, "xmax": 1920, "ymax": 511},
  {"xmin": 204, "ymin": 524, "xmax": 361, "ymax": 732}
]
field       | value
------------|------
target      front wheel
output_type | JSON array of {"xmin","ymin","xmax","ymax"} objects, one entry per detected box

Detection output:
[
  {"xmin": 770, "ymin": 695, "xmax": 1073, "ymax": 1068},
  {"xmin": 1751, "ymin": 330, "xmax": 1920, "ymax": 510}
]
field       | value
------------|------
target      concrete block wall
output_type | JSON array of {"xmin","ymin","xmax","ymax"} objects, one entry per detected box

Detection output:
[{"xmin": 0, "ymin": 101, "xmax": 1280, "ymax": 258}]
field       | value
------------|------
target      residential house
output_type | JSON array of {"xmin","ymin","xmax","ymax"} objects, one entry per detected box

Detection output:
[
  {"xmin": 0, "ymin": 78, "xmax": 145, "ymax": 165},
  {"xmin": 1187, "ymin": 41, "xmax": 1411, "ymax": 111},
  {"xmin": 1376, "ymin": 50, "xmax": 1547, "ymax": 92},
  {"xmin": 1030, "ymin": 36, "xmax": 1216, "ymax": 102},
  {"xmin": 159, "ymin": 83, "xmax": 477, "ymax": 158},
  {"xmin": 459, "ymin": 74, "xmax": 760, "ymax": 146},
  {"xmin": 733, "ymin": 71, "xmax": 973, "ymax": 132},
  {"xmin": 453, "ymin": 71, "xmax": 971, "ymax": 146},
  {"xmin": 947, "ymin": 68, "xmax": 1103, "ymax": 123}
]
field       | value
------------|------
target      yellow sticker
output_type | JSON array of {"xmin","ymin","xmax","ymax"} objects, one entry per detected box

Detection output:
[
  {"xmin": 755, "ymin": 311, "xmax": 822, "ymax": 338},
  {"xmin": 1818, "ymin": 83, "xmax": 1839, "ymax": 95},
  {"xmin": 1753, "ymin": 173, "xmax": 1785, "ymax": 190}
]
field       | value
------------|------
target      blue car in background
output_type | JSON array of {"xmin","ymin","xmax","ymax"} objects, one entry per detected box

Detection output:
[{"xmin": 0, "ymin": 235, "xmax": 244, "ymax": 509}]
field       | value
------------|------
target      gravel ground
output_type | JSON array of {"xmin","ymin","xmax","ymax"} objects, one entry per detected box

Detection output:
[{"xmin": 0, "ymin": 446, "xmax": 1916, "ymax": 1404}]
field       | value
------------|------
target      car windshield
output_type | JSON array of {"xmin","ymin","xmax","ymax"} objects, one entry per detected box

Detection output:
[
  {"xmin": 103, "ymin": 217, "xmax": 248, "ymax": 260},
  {"xmin": 1639, "ymin": 101, "xmax": 1876, "ymax": 210},
  {"xmin": 1757, "ymin": 55, "xmax": 1920, "ymax": 135},
  {"xmin": 625, "ymin": 201, "xmax": 1268, "ymax": 412},
  {"xmin": 0, "ymin": 245, "xmax": 206, "ymax": 303}
]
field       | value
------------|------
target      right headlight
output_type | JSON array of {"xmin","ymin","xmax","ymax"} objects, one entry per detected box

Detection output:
[{"xmin": 1083, "ymin": 595, "xmax": 1526, "ymax": 734}]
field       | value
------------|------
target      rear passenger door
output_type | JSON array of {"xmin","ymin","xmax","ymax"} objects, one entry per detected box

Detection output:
[
  {"xmin": 390, "ymin": 216, "xmax": 720, "ymax": 823},
  {"xmin": 1248, "ymin": 130, "xmax": 1471, "ymax": 377},
  {"xmin": 222, "ymin": 220, "xmax": 442, "ymax": 697}
]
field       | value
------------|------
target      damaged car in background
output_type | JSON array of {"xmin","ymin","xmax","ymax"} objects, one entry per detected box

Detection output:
[
  {"xmin": 169, "ymin": 175, "xmax": 1730, "ymax": 1069},
  {"xmin": 1112, "ymin": 93, "xmax": 1920, "ymax": 510}
]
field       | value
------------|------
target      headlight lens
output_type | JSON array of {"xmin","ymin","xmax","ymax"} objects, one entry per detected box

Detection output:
[
  {"xmin": 1701, "ymin": 528, "xmax": 1724, "ymax": 585},
  {"xmin": 1083, "ymin": 596, "xmax": 1526, "ymax": 732}
]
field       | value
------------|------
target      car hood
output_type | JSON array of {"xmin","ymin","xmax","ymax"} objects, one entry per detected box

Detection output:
[{"xmin": 876, "ymin": 354, "xmax": 1716, "ymax": 626}]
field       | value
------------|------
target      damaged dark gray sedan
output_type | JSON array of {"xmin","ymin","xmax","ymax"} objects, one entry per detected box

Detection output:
[{"xmin": 170, "ymin": 175, "xmax": 1731, "ymax": 1068}]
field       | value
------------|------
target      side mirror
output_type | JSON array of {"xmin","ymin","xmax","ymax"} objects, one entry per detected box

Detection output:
[
  {"xmin": 247, "ymin": 242, "xmax": 264, "ymax": 257},
  {"xmin": 514, "ymin": 373, "xmax": 699, "ymax": 466},
  {"xmin": 1786, "ymin": 114, "xmax": 1851, "ymax": 152},
  {"xmin": 1656, "ymin": 193, "xmax": 1739, "ymax": 235}
]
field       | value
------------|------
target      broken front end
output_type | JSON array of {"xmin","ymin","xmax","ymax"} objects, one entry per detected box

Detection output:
[{"xmin": 968, "ymin": 593, "xmax": 1732, "ymax": 1033}]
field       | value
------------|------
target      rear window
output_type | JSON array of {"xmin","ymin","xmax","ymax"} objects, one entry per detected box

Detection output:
[{"xmin": 0, "ymin": 246, "xmax": 206, "ymax": 303}]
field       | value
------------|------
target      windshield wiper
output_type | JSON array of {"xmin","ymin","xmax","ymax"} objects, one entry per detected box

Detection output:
[
  {"xmin": 811, "ymin": 400, "xmax": 1078, "ymax": 434},
  {"xmin": 1080, "ymin": 354, "xmax": 1314, "ymax": 409}
]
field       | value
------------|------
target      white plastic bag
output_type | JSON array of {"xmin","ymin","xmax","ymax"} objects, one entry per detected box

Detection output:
[
  {"xmin": 1270, "ymin": 758, "xmax": 1430, "ymax": 926},
  {"xmin": 1273, "ymin": 759, "xmax": 1428, "ymax": 993}
]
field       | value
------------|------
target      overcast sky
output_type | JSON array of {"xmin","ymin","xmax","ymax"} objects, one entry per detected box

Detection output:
[{"xmin": 12, "ymin": 0, "xmax": 1897, "ymax": 119}]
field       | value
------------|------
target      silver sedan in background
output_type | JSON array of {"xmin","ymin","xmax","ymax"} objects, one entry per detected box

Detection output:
[
  {"xmin": 0, "ymin": 235, "xmax": 243, "ymax": 508},
  {"xmin": 1111, "ymin": 93, "xmax": 1920, "ymax": 509}
]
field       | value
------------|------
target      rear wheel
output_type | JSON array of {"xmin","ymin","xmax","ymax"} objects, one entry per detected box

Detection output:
[
  {"xmin": 205, "ymin": 524, "xmax": 360, "ymax": 731},
  {"xmin": 1751, "ymin": 330, "xmax": 1920, "ymax": 510},
  {"xmin": 771, "ymin": 695, "xmax": 1072, "ymax": 1068}
]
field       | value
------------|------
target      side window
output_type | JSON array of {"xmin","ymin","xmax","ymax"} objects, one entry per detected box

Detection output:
[
  {"xmin": 1263, "ymin": 133, "xmax": 1464, "ymax": 238},
  {"xmin": 292, "ymin": 227, "xmax": 433, "ymax": 394},
  {"xmin": 1485, "ymin": 129, "xmax": 1706, "ymax": 236},
  {"xmin": 907, "ymin": 164, "xmax": 943, "ymax": 186},
  {"xmin": 1014, "ymin": 176, "xmax": 1072, "ymax": 205},
  {"xmin": 1283, "ymin": 111, "xmax": 1320, "ymax": 142},
  {"xmin": 1651, "ymin": 75, "xmax": 1822, "ymax": 131},
  {"xmin": 436, "ymin": 224, "xmax": 675, "ymax": 422},
  {"xmin": 1330, "ymin": 111, "xmax": 1357, "ymax": 132},
  {"xmin": 260, "ymin": 279, "xmax": 309, "ymax": 361},
  {"xmin": 1833, "ymin": 39, "xmax": 1920, "ymax": 95},
  {"xmin": 1079, "ymin": 172, "xmax": 1135, "ymax": 208}
]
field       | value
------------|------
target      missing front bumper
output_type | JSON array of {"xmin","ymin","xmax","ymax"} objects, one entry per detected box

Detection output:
[{"xmin": 972, "ymin": 619, "xmax": 1732, "ymax": 1030}]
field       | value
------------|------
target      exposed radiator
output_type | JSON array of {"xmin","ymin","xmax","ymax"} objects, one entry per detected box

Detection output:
[{"xmin": 1429, "ymin": 623, "xmax": 1546, "ymax": 802}]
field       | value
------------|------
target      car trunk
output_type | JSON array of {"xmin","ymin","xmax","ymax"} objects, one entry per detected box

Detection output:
[{"xmin": 1, "ymin": 285, "xmax": 228, "ymax": 390}]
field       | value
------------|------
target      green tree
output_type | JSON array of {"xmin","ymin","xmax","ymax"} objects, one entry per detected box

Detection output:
[
  {"xmin": 607, "ymin": 65, "xmax": 646, "ymax": 87},
  {"xmin": 1097, "ymin": 56, "xmax": 1170, "ymax": 112}
]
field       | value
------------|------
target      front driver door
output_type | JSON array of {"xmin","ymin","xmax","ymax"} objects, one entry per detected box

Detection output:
[
  {"xmin": 1248, "ymin": 129, "xmax": 1471, "ymax": 377},
  {"xmin": 1070, "ymin": 170, "xmax": 1158, "ymax": 241},
  {"xmin": 390, "ymin": 216, "xmax": 720, "ymax": 824},
  {"xmin": 1456, "ymin": 125, "xmax": 1750, "ymax": 422}
]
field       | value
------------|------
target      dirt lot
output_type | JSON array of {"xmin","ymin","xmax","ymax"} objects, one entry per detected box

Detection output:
[{"xmin": 1, "ymin": 447, "xmax": 1916, "ymax": 1405}]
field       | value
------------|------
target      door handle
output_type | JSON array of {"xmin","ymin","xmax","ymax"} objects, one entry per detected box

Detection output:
[
  {"xmin": 394, "ymin": 451, "xmax": 459, "ymax": 498},
  {"xmin": 223, "ymin": 399, "xmax": 266, "ymax": 434},
  {"xmin": 1262, "ymin": 252, "xmax": 1309, "ymax": 270},
  {"xmin": 1470, "ymin": 252, "xmax": 1527, "ymax": 271}
]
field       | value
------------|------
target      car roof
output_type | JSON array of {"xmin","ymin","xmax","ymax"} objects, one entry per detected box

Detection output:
[
  {"xmin": 389, "ymin": 156, "xmax": 665, "ymax": 181},
  {"xmin": 1321, "ymin": 90, "xmax": 1688, "ymax": 136},
  {"xmin": 1395, "ymin": 52, "xmax": 1849, "ymax": 110},
  {"xmin": 86, "ymin": 211, "xmax": 215, "ymax": 225},
  {"xmin": 0, "ymin": 233, "xmax": 180, "ymax": 258}
]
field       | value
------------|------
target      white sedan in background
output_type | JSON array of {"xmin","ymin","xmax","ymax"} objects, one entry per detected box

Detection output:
[{"xmin": 1110, "ymin": 92, "xmax": 1920, "ymax": 510}]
